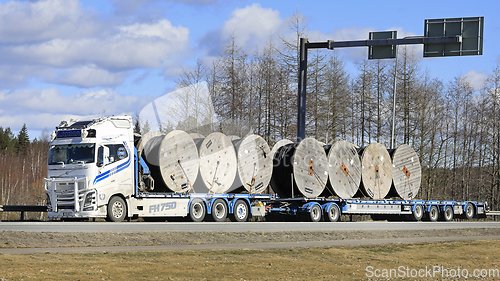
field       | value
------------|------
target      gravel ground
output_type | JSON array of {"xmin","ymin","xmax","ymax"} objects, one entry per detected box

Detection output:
[{"xmin": 1, "ymin": 227, "xmax": 499, "ymax": 249}]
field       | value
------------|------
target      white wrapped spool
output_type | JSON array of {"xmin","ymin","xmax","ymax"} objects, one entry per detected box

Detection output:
[
  {"xmin": 142, "ymin": 130, "xmax": 199, "ymax": 192},
  {"xmin": 272, "ymin": 138, "xmax": 328, "ymax": 198},
  {"xmin": 389, "ymin": 144, "xmax": 421, "ymax": 200},
  {"xmin": 358, "ymin": 143, "xmax": 393, "ymax": 199},
  {"xmin": 194, "ymin": 132, "xmax": 237, "ymax": 194},
  {"xmin": 230, "ymin": 134, "xmax": 273, "ymax": 194},
  {"xmin": 142, "ymin": 134, "xmax": 166, "ymax": 190},
  {"xmin": 137, "ymin": 131, "xmax": 164, "ymax": 161},
  {"xmin": 325, "ymin": 140, "xmax": 361, "ymax": 199},
  {"xmin": 157, "ymin": 130, "xmax": 199, "ymax": 193}
]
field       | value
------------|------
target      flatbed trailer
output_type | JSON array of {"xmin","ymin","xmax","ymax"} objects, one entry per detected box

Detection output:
[
  {"xmin": 105, "ymin": 190, "xmax": 487, "ymax": 223},
  {"xmin": 265, "ymin": 197, "xmax": 488, "ymax": 222}
]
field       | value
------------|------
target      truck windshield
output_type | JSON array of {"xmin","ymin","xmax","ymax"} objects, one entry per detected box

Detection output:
[{"xmin": 48, "ymin": 143, "xmax": 95, "ymax": 165}]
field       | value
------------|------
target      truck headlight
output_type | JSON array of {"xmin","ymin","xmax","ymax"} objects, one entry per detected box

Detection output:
[
  {"xmin": 46, "ymin": 193, "xmax": 52, "ymax": 212},
  {"xmin": 83, "ymin": 191, "xmax": 96, "ymax": 210}
]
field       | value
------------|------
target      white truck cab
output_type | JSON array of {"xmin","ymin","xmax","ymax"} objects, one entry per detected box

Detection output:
[{"xmin": 44, "ymin": 115, "xmax": 135, "ymax": 220}]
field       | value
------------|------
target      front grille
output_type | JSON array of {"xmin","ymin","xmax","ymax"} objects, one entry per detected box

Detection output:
[{"xmin": 45, "ymin": 177, "xmax": 89, "ymax": 212}]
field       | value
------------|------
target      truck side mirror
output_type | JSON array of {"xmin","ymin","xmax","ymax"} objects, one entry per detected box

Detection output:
[{"xmin": 97, "ymin": 145, "xmax": 110, "ymax": 167}]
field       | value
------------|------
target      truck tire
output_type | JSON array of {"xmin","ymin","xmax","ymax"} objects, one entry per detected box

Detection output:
[
  {"xmin": 464, "ymin": 203, "xmax": 475, "ymax": 220},
  {"xmin": 409, "ymin": 205, "xmax": 424, "ymax": 221},
  {"xmin": 305, "ymin": 204, "xmax": 322, "ymax": 222},
  {"xmin": 189, "ymin": 198, "xmax": 206, "ymax": 222},
  {"xmin": 211, "ymin": 199, "xmax": 228, "ymax": 222},
  {"xmin": 440, "ymin": 205, "xmax": 454, "ymax": 221},
  {"xmin": 230, "ymin": 200, "xmax": 249, "ymax": 222},
  {"xmin": 107, "ymin": 196, "xmax": 127, "ymax": 222},
  {"xmin": 325, "ymin": 204, "xmax": 340, "ymax": 222},
  {"xmin": 426, "ymin": 205, "xmax": 439, "ymax": 222}
]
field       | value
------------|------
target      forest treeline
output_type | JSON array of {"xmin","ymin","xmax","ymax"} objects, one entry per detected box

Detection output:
[
  {"xmin": 1, "ymin": 14, "xmax": 499, "ymax": 215},
  {"xmin": 0, "ymin": 125, "xmax": 48, "ymax": 219}
]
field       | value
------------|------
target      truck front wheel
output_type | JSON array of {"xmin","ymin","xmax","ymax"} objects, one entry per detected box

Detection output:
[{"xmin": 107, "ymin": 196, "xmax": 127, "ymax": 222}]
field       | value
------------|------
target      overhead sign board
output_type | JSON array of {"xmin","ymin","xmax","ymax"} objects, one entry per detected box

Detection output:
[
  {"xmin": 369, "ymin": 31, "xmax": 397, "ymax": 59},
  {"xmin": 424, "ymin": 17, "xmax": 483, "ymax": 57}
]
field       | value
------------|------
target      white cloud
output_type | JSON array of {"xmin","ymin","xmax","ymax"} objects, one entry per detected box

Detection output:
[
  {"xmin": 0, "ymin": 1, "xmax": 190, "ymax": 88},
  {"xmin": 120, "ymin": 19, "xmax": 187, "ymax": 40},
  {"xmin": 462, "ymin": 70, "xmax": 488, "ymax": 91},
  {"xmin": 1, "ymin": 20, "xmax": 189, "ymax": 70},
  {"xmin": 0, "ymin": 65, "xmax": 55, "ymax": 88},
  {"xmin": 221, "ymin": 3, "xmax": 283, "ymax": 52},
  {"xmin": 55, "ymin": 65, "xmax": 128, "ymax": 88},
  {"xmin": 0, "ymin": 0, "xmax": 101, "ymax": 43},
  {"xmin": 0, "ymin": 88, "xmax": 153, "ymax": 131}
]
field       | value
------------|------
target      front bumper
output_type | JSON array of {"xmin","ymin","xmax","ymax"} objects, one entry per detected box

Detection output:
[{"xmin": 44, "ymin": 177, "xmax": 102, "ymax": 218}]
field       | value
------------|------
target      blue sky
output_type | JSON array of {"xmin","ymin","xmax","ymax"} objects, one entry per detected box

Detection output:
[{"xmin": 0, "ymin": 0, "xmax": 498, "ymax": 139}]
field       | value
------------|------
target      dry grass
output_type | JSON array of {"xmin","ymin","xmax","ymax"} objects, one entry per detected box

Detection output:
[{"xmin": 1, "ymin": 240, "xmax": 499, "ymax": 280}]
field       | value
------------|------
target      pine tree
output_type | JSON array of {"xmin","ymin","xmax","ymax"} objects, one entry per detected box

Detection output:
[
  {"xmin": 134, "ymin": 113, "xmax": 141, "ymax": 134},
  {"xmin": 0, "ymin": 126, "xmax": 16, "ymax": 151},
  {"xmin": 16, "ymin": 123, "xmax": 30, "ymax": 155}
]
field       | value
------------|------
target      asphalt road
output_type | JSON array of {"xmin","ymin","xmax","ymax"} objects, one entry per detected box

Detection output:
[{"xmin": 1, "ymin": 221, "xmax": 500, "ymax": 233}]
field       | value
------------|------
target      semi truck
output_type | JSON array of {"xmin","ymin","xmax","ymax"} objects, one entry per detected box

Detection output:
[{"xmin": 44, "ymin": 115, "xmax": 488, "ymax": 222}]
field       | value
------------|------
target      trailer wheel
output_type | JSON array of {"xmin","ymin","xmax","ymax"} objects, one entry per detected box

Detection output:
[
  {"xmin": 211, "ymin": 199, "xmax": 228, "ymax": 222},
  {"xmin": 464, "ymin": 203, "xmax": 475, "ymax": 220},
  {"xmin": 189, "ymin": 199, "xmax": 206, "ymax": 222},
  {"xmin": 106, "ymin": 196, "xmax": 127, "ymax": 222},
  {"xmin": 230, "ymin": 200, "xmax": 249, "ymax": 222},
  {"xmin": 409, "ymin": 205, "xmax": 424, "ymax": 221},
  {"xmin": 441, "ymin": 205, "xmax": 454, "ymax": 221},
  {"xmin": 325, "ymin": 204, "xmax": 340, "ymax": 222},
  {"xmin": 427, "ymin": 205, "xmax": 439, "ymax": 222},
  {"xmin": 306, "ymin": 204, "xmax": 322, "ymax": 222}
]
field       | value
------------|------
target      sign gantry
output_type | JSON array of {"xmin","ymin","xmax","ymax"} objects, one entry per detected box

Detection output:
[{"xmin": 297, "ymin": 17, "xmax": 484, "ymax": 144}]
